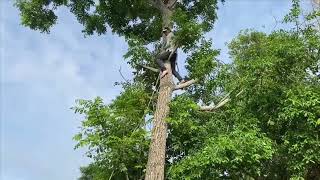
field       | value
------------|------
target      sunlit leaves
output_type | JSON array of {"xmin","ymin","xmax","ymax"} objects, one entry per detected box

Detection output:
[
  {"xmin": 168, "ymin": 129, "xmax": 274, "ymax": 179},
  {"xmin": 186, "ymin": 39, "xmax": 219, "ymax": 80},
  {"xmin": 173, "ymin": 8, "xmax": 203, "ymax": 51},
  {"xmin": 72, "ymin": 83, "xmax": 150, "ymax": 179},
  {"xmin": 276, "ymin": 85, "xmax": 320, "ymax": 177},
  {"xmin": 15, "ymin": 0, "xmax": 61, "ymax": 33}
]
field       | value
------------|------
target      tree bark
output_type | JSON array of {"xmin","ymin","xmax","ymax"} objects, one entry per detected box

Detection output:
[
  {"xmin": 145, "ymin": 62, "xmax": 173, "ymax": 180},
  {"xmin": 145, "ymin": 5, "xmax": 174, "ymax": 179},
  {"xmin": 162, "ymin": 8, "xmax": 172, "ymax": 27}
]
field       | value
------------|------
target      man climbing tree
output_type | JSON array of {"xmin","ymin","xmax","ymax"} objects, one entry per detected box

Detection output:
[{"xmin": 156, "ymin": 27, "xmax": 184, "ymax": 83}]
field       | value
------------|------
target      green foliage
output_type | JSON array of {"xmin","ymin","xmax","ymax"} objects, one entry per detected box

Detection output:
[
  {"xmin": 72, "ymin": 83, "xmax": 150, "ymax": 179},
  {"xmin": 185, "ymin": 39, "xmax": 220, "ymax": 103},
  {"xmin": 186, "ymin": 39, "xmax": 219, "ymax": 80},
  {"xmin": 15, "ymin": 0, "xmax": 66, "ymax": 33},
  {"xmin": 283, "ymin": 0, "xmax": 301, "ymax": 24},
  {"xmin": 78, "ymin": 163, "xmax": 111, "ymax": 180},
  {"xmin": 278, "ymin": 85, "xmax": 320, "ymax": 177},
  {"xmin": 165, "ymin": 4, "xmax": 320, "ymax": 178},
  {"xmin": 15, "ymin": 0, "xmax": 221, "ymax": 45},
  {"xmin": 172, "ymin": 8, "xmax": 204, "ymax": 51},
  {"xmin": 166, "ymin": 95, "xmax": 206, "ymax": 162},
  {"xmin": 173, "ymin": 0, "xmax": 220, "ymax": 51},
  {"xmin": 168, "ymin": 129, "xmax": 274, "ymax": 179},
  {"xmin": 123, "ymin": 38, "xmax": 159, "ymax": 90},
  {"xmin": 79, "ymin": 12, "xmax": 319, "ymax": 180}
]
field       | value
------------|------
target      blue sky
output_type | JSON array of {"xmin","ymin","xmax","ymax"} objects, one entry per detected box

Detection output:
[{"xmin": 0, "ymin": 0, "xmax": 313, "ymax": 180}]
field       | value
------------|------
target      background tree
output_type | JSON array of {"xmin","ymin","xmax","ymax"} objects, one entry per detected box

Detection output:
[{"xmin": 168, "ymin": 1, "xmax": 320, "ymax": 179}]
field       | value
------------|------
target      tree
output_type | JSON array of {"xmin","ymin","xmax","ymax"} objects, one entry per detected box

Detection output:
[
  {"xmin": 16, "ymin": 0, "xmax": 320, "ymax": 179},
  {"xmin": 16, "ymin": 0, "xmax": 223, "ymax": 179}
]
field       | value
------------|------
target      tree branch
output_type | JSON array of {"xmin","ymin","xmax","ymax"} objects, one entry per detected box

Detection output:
[
  {"xmin": 119, "ymin": 66, "xmax": 129, "ymax": 82},
  {"xmin": 138, "ymin": 64, "xmax": 160, "ymax": 73},
  {"xmin": 174, "ymin": 79, "xmax": 198, "ymax": 90},
  {"xmin": 200, "ymin": 90, "xmax": 244, "ymax": 111},
  {"xmin": 108, "ymin": 171, "xmax": 114, "ymax": 180}
]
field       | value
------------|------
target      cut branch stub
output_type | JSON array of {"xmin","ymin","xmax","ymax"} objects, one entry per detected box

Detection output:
[{"xmin": 174, "ymin": 79, "xmax": 198, "ymax": 90}]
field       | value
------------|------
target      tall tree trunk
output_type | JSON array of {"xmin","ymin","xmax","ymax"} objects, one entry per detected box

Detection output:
[
  {"xmin": 145, "ymin": 63, "xmax": 173, "ymax": 180},
  {"xmin": 145, "ymin": 6, "xmax": 174, "ymax": 179}
]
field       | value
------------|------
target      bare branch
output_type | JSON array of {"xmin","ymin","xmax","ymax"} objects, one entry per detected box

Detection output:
[
  {"xmin": 200, "ymin": 90, "xmax": 244, "ymax": 111},
  {"xmin": 119, "ymin": 66, "xmax": 129, "ymax": 82},
  {"xmin": 108, "ymin": 171, "xmax": 114, "ymax": 180},
  {"xmin": 138, "ymin": 64, "xmax": 160, "ymax": 73},
  {"xmin": 174, "ymin": 79, "xmax": 198, "ymax": 90},
  {"xmin": 271, "ymin": 13, "xmax": 280, "ymax": 31},
  {"xmin": 235, "ymin": 89, "xmax": 244, "ymax": 97}
]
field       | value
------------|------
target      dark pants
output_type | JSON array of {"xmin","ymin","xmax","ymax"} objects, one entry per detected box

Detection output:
[{"xmin": 156, "ymin": 51, "xmax": 183, "ymax": 81}]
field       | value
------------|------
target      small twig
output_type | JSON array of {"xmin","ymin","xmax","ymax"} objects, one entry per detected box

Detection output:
[
  {"xmin": 271, "ymin": 13, "xmax": 280, "ymax": 31},
  {"xmin": 108, "ymin": 171, "xmax": 114, "ymax": 180},
  {"xmin": 119, "ymin": 66, "xmax": 129, "ymax": 82},
  {"xmin": 119, "ymin": 67, "xmax": 129, "ymax": 82}
]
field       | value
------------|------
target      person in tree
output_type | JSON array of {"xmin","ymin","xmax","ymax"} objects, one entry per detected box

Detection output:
[{"xmin": 156, "ymin": 27, "xmax": 185, "ymax": 83}]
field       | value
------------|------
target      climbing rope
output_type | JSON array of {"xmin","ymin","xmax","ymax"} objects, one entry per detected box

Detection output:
[
  {"xmin": 146, "ymin": 73, "xmax": 161, "ymax": 113},
  {"xmin": 133, "ymin": 73, "xmax": 161, "ymax": 132}
]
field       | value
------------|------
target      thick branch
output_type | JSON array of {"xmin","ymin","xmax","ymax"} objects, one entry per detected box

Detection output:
[
  {"xmin": 139, "ymin": 64, "xmax": 160, "ymax": 73},
  {"xmin": 200, "ymin": 90, "xmax": 244, "ymax": 111},
  {"xmin": 174, "ymin": 79, "xmax": 198, "ymax": 90}
]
